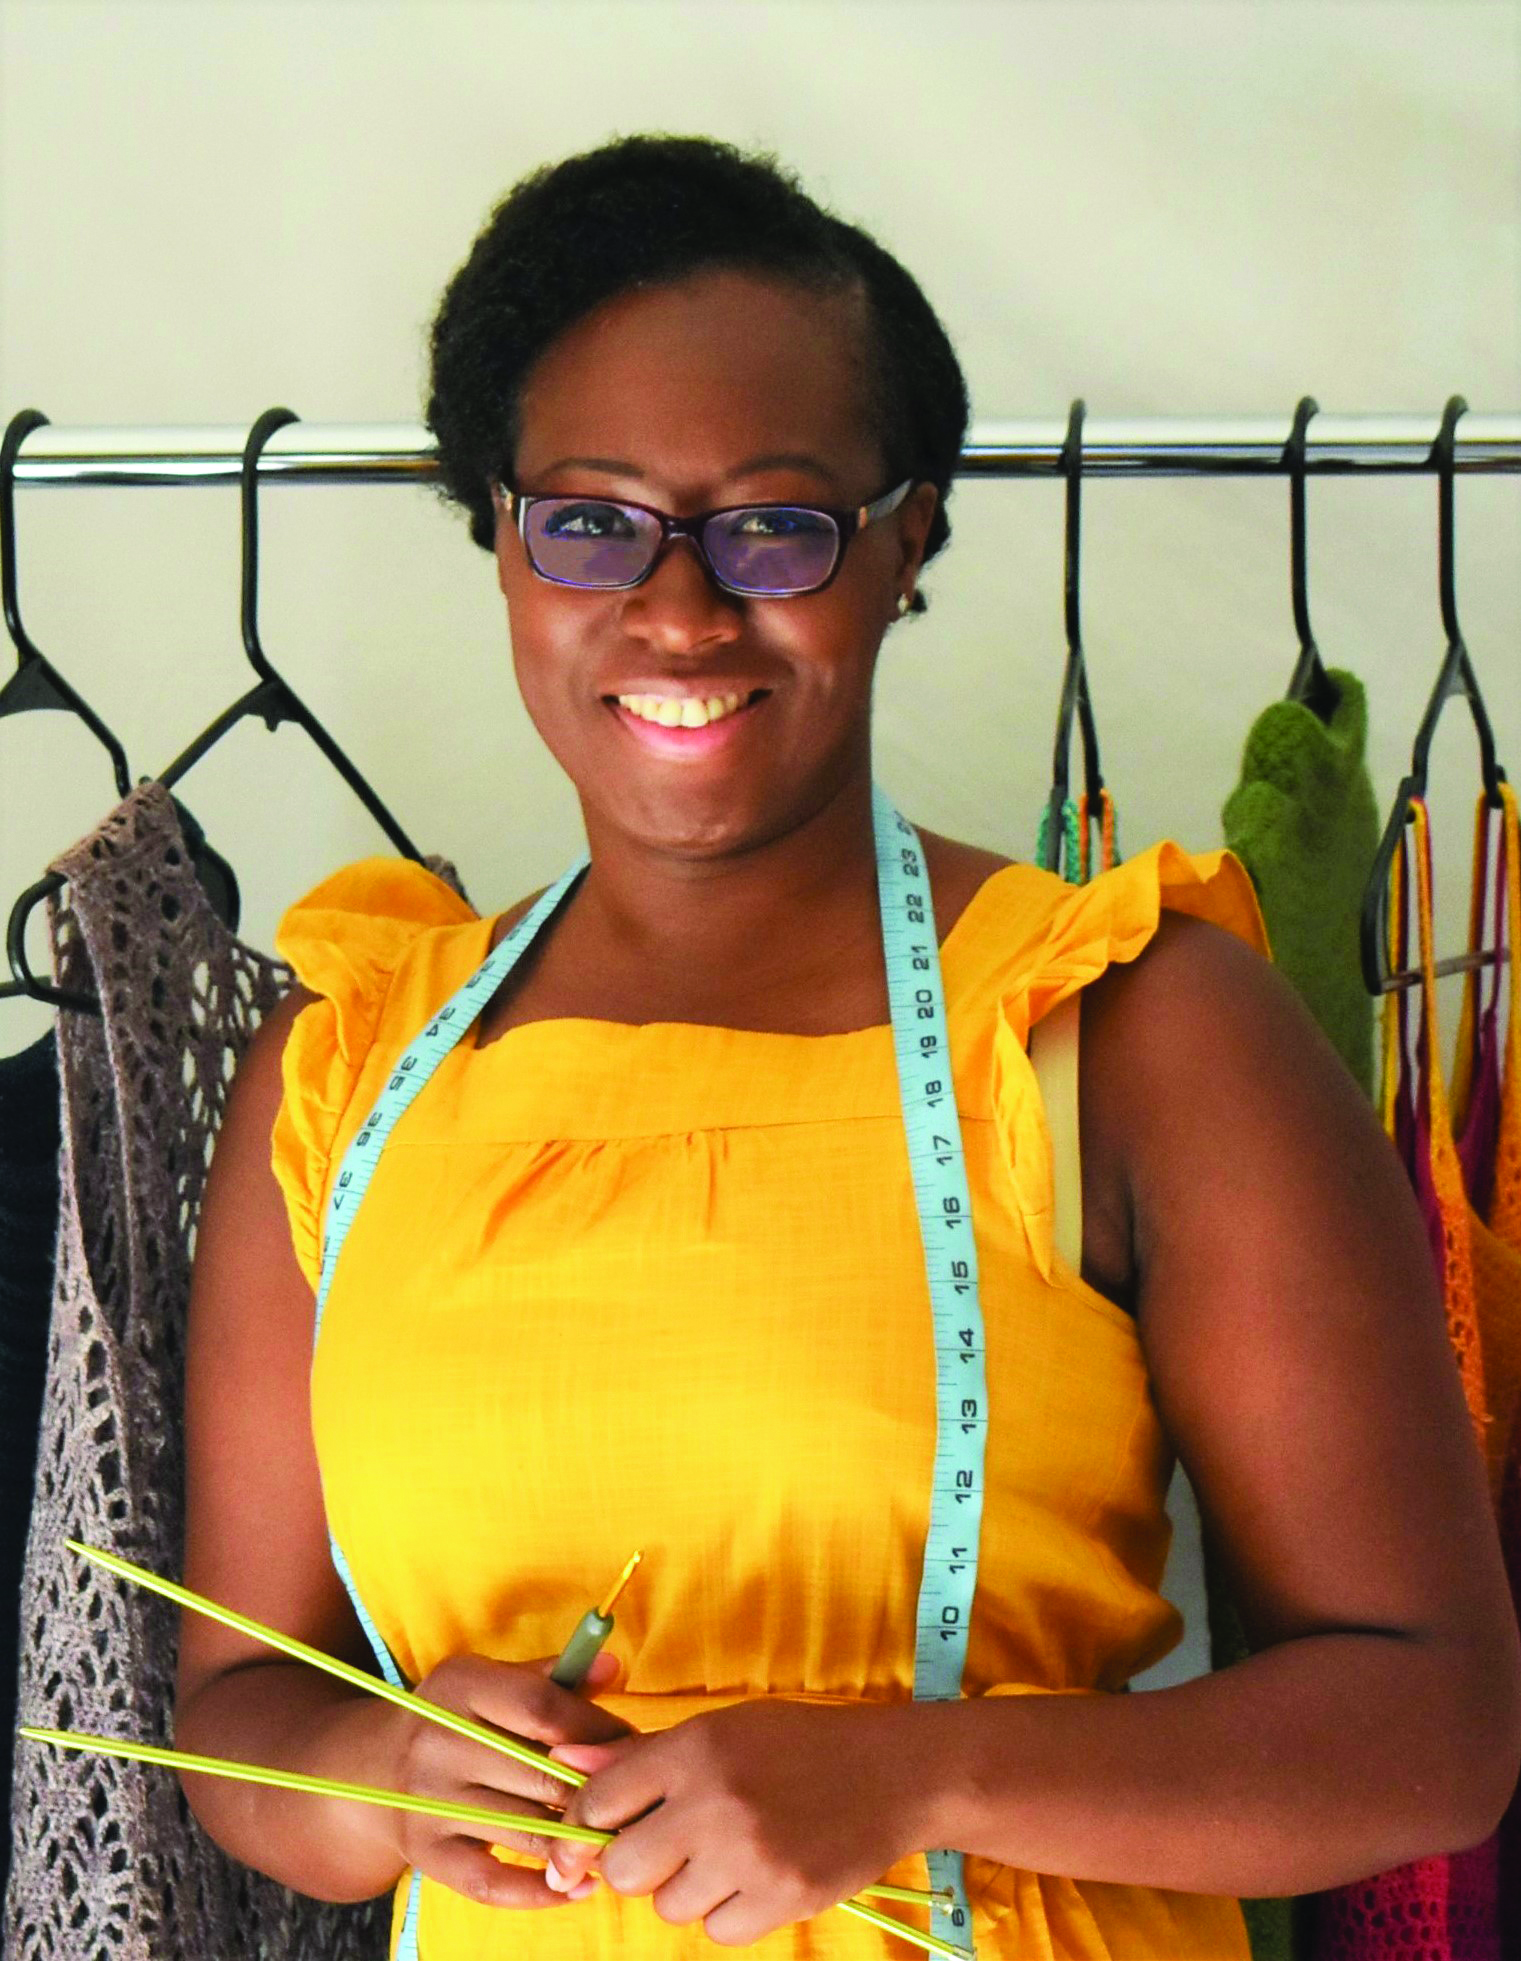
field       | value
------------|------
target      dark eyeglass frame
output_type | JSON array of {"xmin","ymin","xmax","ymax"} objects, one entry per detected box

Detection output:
[{"xmin": 498, "ymin": 476, "xmax": 916, "ymax": 597}]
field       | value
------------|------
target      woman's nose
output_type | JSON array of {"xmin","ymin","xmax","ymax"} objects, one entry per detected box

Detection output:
[{"xmin": 620, "ymin": 535, "xmax": 743, "ymax": 654}]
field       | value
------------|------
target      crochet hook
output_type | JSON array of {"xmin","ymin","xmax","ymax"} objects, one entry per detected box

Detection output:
[{"xmin": 550, "ymin": 1549, "xmax": 642, "ymax": 1687}]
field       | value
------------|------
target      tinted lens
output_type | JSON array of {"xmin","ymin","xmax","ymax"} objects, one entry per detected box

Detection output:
[
  {"xmin": 523, "ymin": 498, "xmax": 660, "ymax": 587},
  {"xmin": 704, "ymin": 506, "xmax": 841, "ymax": 594}
]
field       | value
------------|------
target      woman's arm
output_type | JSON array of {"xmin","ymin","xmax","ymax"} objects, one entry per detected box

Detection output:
[
  {"xmin": 175, "ymin": 987, "xmax": 631, "ymax": 1909},
  {"xmin": 176, "ymin": 987, "xmax": 406, "ymax": 1900},
  {"xmin": 915, "ymin": 911, "xmax": 1521, "ymax": 1894}
]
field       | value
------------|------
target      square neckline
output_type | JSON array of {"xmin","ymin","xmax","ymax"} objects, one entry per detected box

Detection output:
[{"xmin": 464, "ymin": 859, "xmax": 1029, "ymax": 1055}]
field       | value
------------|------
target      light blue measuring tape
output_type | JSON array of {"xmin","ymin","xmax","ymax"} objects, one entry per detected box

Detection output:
[{"xmin": 313, "ymin": 782, "xmax": 989, "ymax": 1958}]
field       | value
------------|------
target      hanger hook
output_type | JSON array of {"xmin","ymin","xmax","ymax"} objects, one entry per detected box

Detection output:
[
  {"xmin": 2, "ymin": 409, "xmax": 51, "ymax": 662},
  {"xmin": 1061, "ymin": 398, "xmax": 1084, "ymax": 655},
  {"xmin": 1, "ymin": 408, "xmax": 133, "ymax": 800},
  {"xmin": 1286, "ymin": 396, "xmax": 1317, "ymax": 651},
  {"xmin": 1282, "ymin": 396, "xmax": 1338, "ymax": 721},
  {"xmin": 242, "ymin": 407, "xmax": 300, "ymax": 693},
  {"xmin": 1063, "ymin": 400, "xmax": 1103, "ymax": 798},
  {"xmin": 1042, "ymin": 400, "xmax": 1105, "ymax": 874},
  {"xmin": 1433, "ymin": 394, "xmax": 1466, "ymax": 649}
]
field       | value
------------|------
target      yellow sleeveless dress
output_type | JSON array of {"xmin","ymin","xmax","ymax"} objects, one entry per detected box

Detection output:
[{"xmin": 270, "ymin": 838, "xmax": 1267, "ymax": 1961}]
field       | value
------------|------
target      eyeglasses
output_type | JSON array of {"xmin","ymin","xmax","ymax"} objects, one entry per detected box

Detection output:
[{"xmin": 499, "ymin": 477, "xmax": 914, "ymax": 598}]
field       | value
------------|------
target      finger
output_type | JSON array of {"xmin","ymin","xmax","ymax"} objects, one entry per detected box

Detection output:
[
  {"xmin": 413, "ymin": 1835, "xmax": 595, "ymax": 1911},
  {"xmin": 591, "ymin": 1804, "xmax": 688, "ymax": 1901},
  {"xmin": 555, "ymin": 1737, "xmax": 667, "ymax": 1832},
  {"xmin": 456, "ymin": 1788, "xmax": 579, "ymax": 1870},
  {"xmin": 535, "ymin": 1649, "xmax": 623, "ymax": 1691},
  {"xmin": 701, "ymin": 1890, "xmax": 774, "ymax": 1947},
  {"xmin": 547, "ymin": 1837, "xmax": 601, "ymax": 1890},
  {"xmin": 651, "ymin": 1860, "xmax": 735, "ymax": 1930},
  {"xmin": 398, "ymin": 1721, "xmax": 574, "ymax": 1816},
  {"xmin": 456, "ymin": 1655, "xmax": 636, "ymax": 1752},
  {"xmin": 419, "ymin": 1659, "xmax": 632, "ymax": 1809},
  {"xmin": 552, "ymin": 1739, "xmax": 668, "ymax": 1888},
  {"xmin": 548, "ymin": 1738, "xmax": 636, "ymax": 1776}
]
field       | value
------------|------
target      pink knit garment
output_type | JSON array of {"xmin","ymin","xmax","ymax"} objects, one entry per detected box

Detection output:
[{"xmin": 1501, "ymin": 1441, "xmax": 1521, "ymax": 1954}]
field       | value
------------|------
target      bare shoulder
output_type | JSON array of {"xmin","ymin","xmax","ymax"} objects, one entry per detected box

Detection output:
[
  {"xmin": 484, "ymin": 886, "xmax": 552, "ymax": 956},
  {"xmin": 914, "ymin": 827, "xmax": 1017, "ymax": 933},
  {"xmin": 1079, "ymin": 909, "xmax": 1341, "ymax": 1171},
  {"xmin": 1074, "ymin": 910, "xmax": 1354, "ymax": 1299},
  {"xmin": 915, "ymin": 826, "xmax": 1016, "ymax": 882}
]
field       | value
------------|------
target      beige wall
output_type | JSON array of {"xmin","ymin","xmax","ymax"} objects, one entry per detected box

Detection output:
[{"xmin": 2, "ymin": 0, "xmax": 1518, "ymax": 1685}]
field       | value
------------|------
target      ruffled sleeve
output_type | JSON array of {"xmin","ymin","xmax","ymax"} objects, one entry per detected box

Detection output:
[
  {"xmin": 991, "ymin": 841, "xmax": 1269, "ymax": 1282},
  {"xmin": 269, "ymin": 857, "xmax": 478, "ymax": 1290}
]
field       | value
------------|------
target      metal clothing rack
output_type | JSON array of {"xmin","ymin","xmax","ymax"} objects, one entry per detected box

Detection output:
[
  {"xmin": 6, "ymin": 407, "xmax": 1519, "ymax": 998},
  {"xmin": 9, "ymin": 412, "xmax": 1521, "ymax": 486}
]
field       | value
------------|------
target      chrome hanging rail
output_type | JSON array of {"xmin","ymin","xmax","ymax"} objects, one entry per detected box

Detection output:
[{"xmin": 8, "ymin": 413, "xmax": 1521, "ymax": 487}]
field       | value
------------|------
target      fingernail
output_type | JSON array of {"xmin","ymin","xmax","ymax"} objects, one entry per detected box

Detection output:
[
  {"xmin": 544, "ymin": 1863, "xmax": 573, "ymax": 1893},
  {"xmin": 549, "ymin": 1742, "xmax": 603, "ymax": 1769}
]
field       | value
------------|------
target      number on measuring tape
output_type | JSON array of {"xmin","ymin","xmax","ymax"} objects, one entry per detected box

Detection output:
[{"xmin": 874, "ymin": 782, "xmax": 986, "ymax": 1955}]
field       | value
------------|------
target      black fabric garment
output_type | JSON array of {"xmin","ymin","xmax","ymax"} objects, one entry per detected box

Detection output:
[{"xmin": 0, "ymin": 1029, "xmax": 61, "ymax": 1911}]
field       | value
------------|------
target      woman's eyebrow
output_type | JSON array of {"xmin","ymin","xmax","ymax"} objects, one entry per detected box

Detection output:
[
  {"xmin": 533, "ymin": 452, "xmax": 844, "ymax": 491},
  {"xmin": 724, "ymin": 452, "xmax": 843, "ymax": 489}
]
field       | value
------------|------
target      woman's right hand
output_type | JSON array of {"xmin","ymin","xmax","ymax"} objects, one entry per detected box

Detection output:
[{"xmin": 378, "ymin": 1648, "xmax": 635, "ymax": 1910}]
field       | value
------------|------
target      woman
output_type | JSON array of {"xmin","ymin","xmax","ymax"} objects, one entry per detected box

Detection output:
[{"xmin": 174, "ymin": 135, "xmax": 1520, "ymax": 1960}]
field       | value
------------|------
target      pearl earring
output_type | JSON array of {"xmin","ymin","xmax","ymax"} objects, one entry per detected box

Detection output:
[{"xmin": 896, "ymin": 591, "xmax": 913, "ymax": 618}]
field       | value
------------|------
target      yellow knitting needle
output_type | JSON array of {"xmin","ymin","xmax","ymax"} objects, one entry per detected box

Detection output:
[
  {"xmin": 17, "ymin": 1726, "xmax": 606, "ymax": 1842},
  {"xmin": 17, "ymin": 1733, "xmax": 964, "ymax": 1957},
  {"xmin": 67, "ymin": 1540, "xmax": 585, "ymax": 1789},
  {"xmin": 63, "ymin": 1542, "xmax": 963, "ymax": 1943}
]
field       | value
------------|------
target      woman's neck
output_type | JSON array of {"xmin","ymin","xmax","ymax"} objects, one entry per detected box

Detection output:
[{"xmin": 573, "ymin": 773, "xmax": 884, "ymax": 1005}]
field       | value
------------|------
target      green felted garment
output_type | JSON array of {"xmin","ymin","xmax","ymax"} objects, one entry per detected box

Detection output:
[
  {"xmin": 1207, "ymin": 670, "xmax": 1381, "ymax": 1961},
  {"xmin": 1222, "ymin": 669, "xmax": 1380, "ymax": 1097}
]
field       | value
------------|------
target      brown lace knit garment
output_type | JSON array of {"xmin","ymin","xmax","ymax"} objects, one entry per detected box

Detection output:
[{"xmin": 5, "ymin": 779, "xmax": 466, "ymax": 1961}]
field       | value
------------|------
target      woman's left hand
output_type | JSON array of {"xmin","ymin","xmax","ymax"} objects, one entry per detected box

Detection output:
[{"xmin": 545, "ymin": 1699, "xmax": 929, "ymax": 1944}]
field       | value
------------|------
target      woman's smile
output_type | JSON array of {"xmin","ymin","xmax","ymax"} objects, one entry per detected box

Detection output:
[{"xmin": 603, "ymin": 686, "xmax": 771, "ymax": 757}]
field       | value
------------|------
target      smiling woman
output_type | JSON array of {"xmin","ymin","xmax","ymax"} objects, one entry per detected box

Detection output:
[{"xmin": 171, "ymin": 134, "xmax": 1521, "ymax": 1961}]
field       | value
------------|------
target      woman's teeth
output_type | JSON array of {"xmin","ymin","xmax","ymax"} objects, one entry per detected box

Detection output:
[{"xmin": 616, "ymin": 692, "xmax": 748, "ymax": 728}]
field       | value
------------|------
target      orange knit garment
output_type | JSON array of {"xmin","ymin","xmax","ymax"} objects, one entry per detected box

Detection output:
[{"xmin": 1381, "ymin": 800, "xmax": 1490, "ymax": 1448}]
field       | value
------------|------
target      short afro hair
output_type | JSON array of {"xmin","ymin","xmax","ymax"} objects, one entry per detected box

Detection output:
[{"xmin": 425, "ymin": 133, "xmax": 969, "ymax": 612}]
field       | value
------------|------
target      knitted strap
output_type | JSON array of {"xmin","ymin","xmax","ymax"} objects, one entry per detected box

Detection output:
[
  {"xmin": 1073, "ymin": 791, "xmax": 1121, "ymax": 885},
  {"xmin": 1380, "ymin": 838, "xmax": 1405, "ymax": 1142},
  {"xmin": 1407, "ymin": 799, "xmax": 1490, "ymax": 1445},
  {"xmin": 1036, "ymin": 797, "xmax": 1086, "ymax": 884},
  {"xmin": 1450, "ymin": 794, "xmax": 1506, "ymax": 1128},
  {"xmin": 1488, "ymin": 784, "xmax": 1521, "ymax": 1251}
]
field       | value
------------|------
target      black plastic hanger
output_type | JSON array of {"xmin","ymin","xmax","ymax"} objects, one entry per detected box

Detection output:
[
  {"xmin": 6, "ymin": 407, "xmax": 427, "ymax": 1012},
  {"xmin": 1359, "ymin": 394, "xmax": 1508, "ymax": 994},
  {"xmin": 1039, "ymin": 399, "xmax": 1106, "ymax": 875},
  {"xmin": 155, "ymin": 406, "xmax": 424, "ymax": 860},
  {"xmin": 0, "ymin": 410, "xmax": 133, "ymax": 793},
  {"xmin": 1283, "ymin": 396, "xmax": 1341, "ymax": 724},
  {"xmin": 1, "ymin": 409, "xmax": 135, "ymax": 1010}
]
